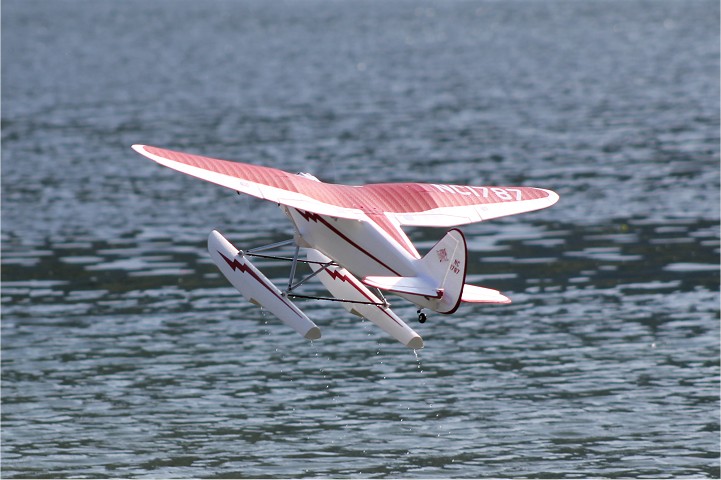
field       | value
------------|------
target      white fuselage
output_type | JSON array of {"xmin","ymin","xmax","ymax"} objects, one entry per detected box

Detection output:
[
  {"xmin": 283, "ymin": 207, "xmax": 419, "ymax": 279},
  {"xmin": 283, "ymin": 206, "xmax": 468, "ymax": 315}
]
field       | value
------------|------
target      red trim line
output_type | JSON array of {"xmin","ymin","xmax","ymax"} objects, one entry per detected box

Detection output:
[{"xmin": 297, "ymin": 210, "xmax": 403, "ymax": 276}]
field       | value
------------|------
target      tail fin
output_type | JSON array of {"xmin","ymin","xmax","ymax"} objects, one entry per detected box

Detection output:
[
  {"xmin": 418, "ymin": 228, "xmax": 467, "ymax": 313},
  {"xmin": 364, "ymin": 229, "xmax": 513, "ymax": 312}
]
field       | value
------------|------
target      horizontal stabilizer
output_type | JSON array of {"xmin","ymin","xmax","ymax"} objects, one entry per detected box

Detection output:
[
  {"xmin": 461, "ymin": 284, "xmax": 511, "ymax": 304},
  {"xmin": 208, "ymin": 230, "xmax": 321, "ymax": 340},
  {"xmin": 363, "ymin": 275, "xmax": 441, "ymax": 298}
]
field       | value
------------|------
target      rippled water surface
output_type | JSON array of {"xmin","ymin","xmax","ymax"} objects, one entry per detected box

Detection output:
[{"xmin": 2, "ymin": 0, "xmax": 719, "ymax": 478}]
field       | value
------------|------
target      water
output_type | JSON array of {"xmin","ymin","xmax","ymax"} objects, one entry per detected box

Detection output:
[{"xmin": 2, "ymin": 0, "xmax": 719, "ymax": 477}]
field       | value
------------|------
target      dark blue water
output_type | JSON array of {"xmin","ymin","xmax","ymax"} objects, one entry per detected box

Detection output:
[{"xmin": 2, "ymin": 0, "xmax": 719, "ymax": 477}]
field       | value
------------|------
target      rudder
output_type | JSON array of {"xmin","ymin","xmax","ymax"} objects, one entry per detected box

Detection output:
[{"xmin": 417, "ymin": 228, "xmax": 468, "ymax": 314}]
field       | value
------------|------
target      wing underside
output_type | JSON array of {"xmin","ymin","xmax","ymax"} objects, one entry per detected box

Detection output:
[
  {"xmin": 133, "ymin": 144, "xmax": 366, "ymax": 220},
  {"xmin": 387, "ymin": 193, "xmax": 559, "ymax": 227}
]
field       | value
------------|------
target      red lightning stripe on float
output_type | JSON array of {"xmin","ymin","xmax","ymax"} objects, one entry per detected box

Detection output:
[
  {"xmin": 319, "ymin": 266, "xmax": 406, "ymax": 328},
  {"xmin": 217, "ymin": 251, "xmax": 306, "ymax": 320}
]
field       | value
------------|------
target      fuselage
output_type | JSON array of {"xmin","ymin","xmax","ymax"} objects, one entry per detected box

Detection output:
[{"xmin": 283, "ymin": 206, "xmax": 420, "ymax": 279}]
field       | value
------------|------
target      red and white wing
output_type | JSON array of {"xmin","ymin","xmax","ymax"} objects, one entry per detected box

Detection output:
[
  {"xmin": 359, "ymin": 183, "xmax": 559, "ymax": 227},
  {"xmin": 133, "ymin": 144, "xmax": 366, "ymax": 220},
  {"xmin": 134, "ymin": 145, "xmax": 558, "ymax": 229}
]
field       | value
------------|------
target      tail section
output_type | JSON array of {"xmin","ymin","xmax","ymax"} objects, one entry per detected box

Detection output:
[
  {"xmin": 365, "ymin": 229, "xmax": 467, "ymax": 314},
  {"xmin": 422, "ymin": 229, "xmax": 512, "ymax": 307},
  {"xmin": 417, "ymin": 228, "xmax": 467, "ymax": 313},
  {"xmin": 363, "ymin": 228, "xmax": 511, "ymax": 313}
]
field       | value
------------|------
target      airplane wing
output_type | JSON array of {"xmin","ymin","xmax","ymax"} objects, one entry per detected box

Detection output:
[
  {"xmin": 134, "ymin": 145, "xmax": 558, "ymax": 228},
  {"xmin": 133, "ymin": 144, "xmax": 367, "ymax": 220},
  {"xmin": 359, "ymin": 183, "xmax": 559, "ymax": 227}
]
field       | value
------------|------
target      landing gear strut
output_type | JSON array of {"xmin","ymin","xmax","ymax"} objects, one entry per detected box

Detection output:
[{"xmin": 417, "ymin": 309, "xmax": 427, "ymax": 324}]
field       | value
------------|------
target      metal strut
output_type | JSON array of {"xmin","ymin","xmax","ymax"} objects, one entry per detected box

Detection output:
[
  {"xmin": 244, "ymin": 240, "xmax": 334, "ymax": 266},
  {"xmin": 239, "ymin": 238, "xmax": 384, "ymax": 307},
  {"xmin": 245, "ymin": 239, "xmax": 295, "ymax": 254},
  {"xmin": 287, "ymin": 244, "xmax": 300, "ymax": 291},
  {"xmin": 374, "ymin": 287, "xmax": 389, "ymax": 307},
  {"xmin": 244, "ymin": 252, "xmax": 332, "ymax": 265},
  {"xmin": 287, "ymin": 261, "xmax": 332, "ymax": 292},
  {"xmin": 287, "ymin": 293, "xmax": 385, "ymax": 306}
]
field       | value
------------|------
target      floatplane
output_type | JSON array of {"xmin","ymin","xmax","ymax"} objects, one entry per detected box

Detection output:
[{"xmin": 133, "ymin": 145, "xmax": 558, "ymax": 349}]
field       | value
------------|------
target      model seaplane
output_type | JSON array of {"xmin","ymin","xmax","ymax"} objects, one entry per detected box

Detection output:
[{"xmin": 133, "ymin": 145, "xmax": 559, "ymax": 349}]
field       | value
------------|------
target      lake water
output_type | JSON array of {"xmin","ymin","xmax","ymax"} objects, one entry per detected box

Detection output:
[{"xmin": 2, "ymin": 0, "xmax": 719, "ymax": 477}]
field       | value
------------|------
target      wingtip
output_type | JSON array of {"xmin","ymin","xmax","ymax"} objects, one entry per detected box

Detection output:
[{"xmin": 542, "ymin": 188, "xmax": 560, "ymax": 206}]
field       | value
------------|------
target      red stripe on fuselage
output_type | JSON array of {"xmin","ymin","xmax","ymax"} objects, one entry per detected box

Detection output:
[{"xmin": 296, "ymin": 210, "xmax": 403, "ymax": 276}]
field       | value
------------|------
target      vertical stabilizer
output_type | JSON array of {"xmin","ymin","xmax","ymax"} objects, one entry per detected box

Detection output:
[
  {"xmin": 361, "ymin": 229, "xmax": 469, "ymax": 314},
  {"xmin": 417, "ymin": 228, "xmax": 467, "ymax": 314}
]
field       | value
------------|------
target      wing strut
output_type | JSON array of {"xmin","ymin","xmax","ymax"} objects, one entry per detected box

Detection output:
[
  {"xmin": 287, "ymin": 293, "xmax": 386, "ymax": 306},
  {"xmin": 287, "ymin": 244, "xmax": 300, "ymax": 291},
  {"xmin": 237, "ymin": 237, "xmax": 387, "ymax": 306},
  {"xmin": 246, "ymin": 239, "xmax": 295, "ymax": 253}
]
